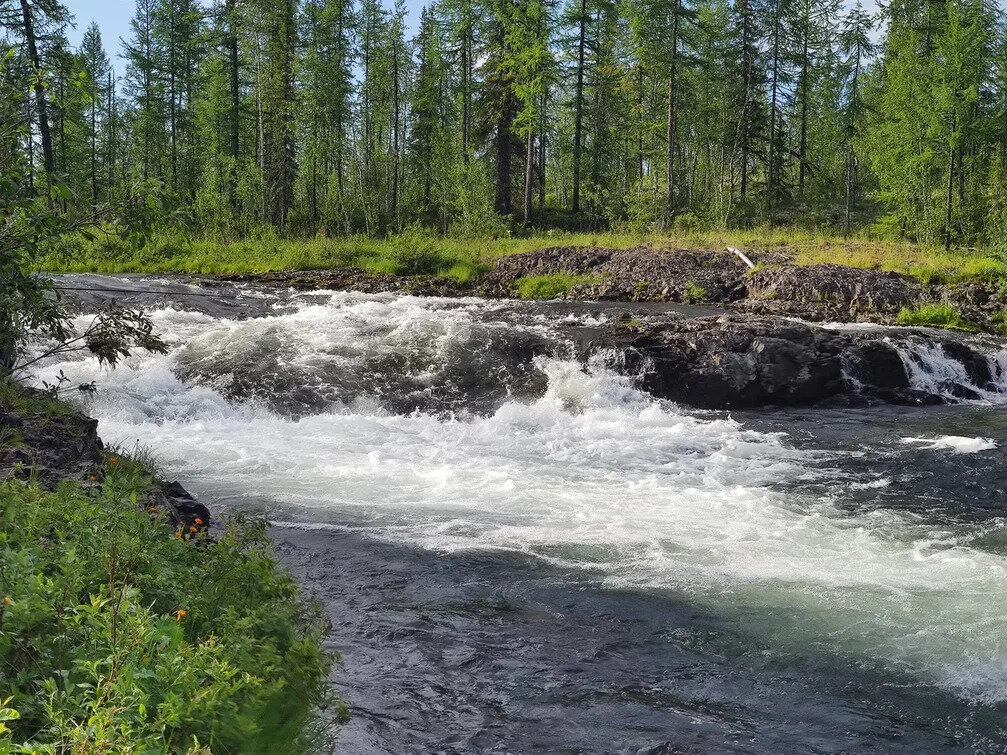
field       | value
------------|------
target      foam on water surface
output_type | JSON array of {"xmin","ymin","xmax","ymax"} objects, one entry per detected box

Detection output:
[{"xmin": 31, "ymin": 291, "xmax": 1007, "ymax": 706}]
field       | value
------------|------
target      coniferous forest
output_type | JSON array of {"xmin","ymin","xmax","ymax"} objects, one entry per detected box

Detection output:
[{"xmin": 1, "ymin": 0, "xmax": 1006, "ymax": 250}]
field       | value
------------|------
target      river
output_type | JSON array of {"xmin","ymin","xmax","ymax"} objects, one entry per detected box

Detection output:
[{"xmin": 34, "ymin": 274, "xmax": 1007, "ymax": 753}]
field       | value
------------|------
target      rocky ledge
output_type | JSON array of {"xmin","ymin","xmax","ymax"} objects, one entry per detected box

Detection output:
[
  {"xmin": 598, "ymin": 314, "xmax": 1005, "ymax": 409},
  {"xmin": 1, "ymin": 385, "xmax": 209, "ymax": 530}
]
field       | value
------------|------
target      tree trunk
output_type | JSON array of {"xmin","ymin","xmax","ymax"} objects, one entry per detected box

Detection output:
[
  {"xmin": 844, "ymin": 149, "xmax": 852, "ymax": 237},
  {"xmin": 572, "ymin": 0, "xmax": 586, "ymax": 213},
  {"xmin": 391, "ymin": 34, "xmax": 401, "ymax": 231},
  {"xmin": 21, "ymin": 0, "xmax": 54, "ymax": 179},
  {"xmin": 665, "ymin": 0, "xmax": 680, "ymax": 225},
  {"xmin": 524, "ymin": 127, "xmax": 534, "ymax": 224},
  {"xmin": 799, "ymin": 36, "xmax": 809, "ymax": 197},
  {"xmin": 767, "ymin": 1, "xmax": 780, "ymax": 219},
  {"xmin": 945, "ymin": 143, "xmax": 954, "ymax": 252}
]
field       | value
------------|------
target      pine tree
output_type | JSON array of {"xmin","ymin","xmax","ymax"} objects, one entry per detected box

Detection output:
[{"xmin": 79, "ymin": 22, "xmax": 109, "ymax": 205}]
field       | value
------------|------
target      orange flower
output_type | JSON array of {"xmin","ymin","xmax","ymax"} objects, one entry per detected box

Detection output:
[
  {"xmin": 194, "ymin": 518, "xmax": 203, "ymax": 526},
  {"xmin": 189, "ymin": 525, "xmax": 198, "ymax": 534},
  {"xmin": 108, "ymin": 457, "xmax": 118, "ymax": 464},
  {"xmin": 150, "ymin": 507, "xmax": 158, "ymax": 513},
  {"xmin": 174, "ymin": 530, "xmax": 183, "ymax": 539},
  {"xmin": 2, "ymin": 596, "xmax": 12, "ymax": 606},
  {"xmin": 89, "ymin": 475, "xmax": 96, "ymax": 481},
  {"xmin": 175, "ymin": 609, "xmax": 187, "ymax": 621}
]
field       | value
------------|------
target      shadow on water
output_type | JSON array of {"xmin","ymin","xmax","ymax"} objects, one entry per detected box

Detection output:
[{"xmin": 272, "ymin": 525, "xmax": 1006, "ymax": 754}]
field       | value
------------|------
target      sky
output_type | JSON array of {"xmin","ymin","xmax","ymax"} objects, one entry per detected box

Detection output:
[{"xmin": 65, "ymin": 0, "xmax": 426, "ymax": 76}]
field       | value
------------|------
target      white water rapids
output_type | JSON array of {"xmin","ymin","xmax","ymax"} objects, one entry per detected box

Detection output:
[{"xmin": 33, "ymin": 290, "xmax": 1007, "ymax": 707}]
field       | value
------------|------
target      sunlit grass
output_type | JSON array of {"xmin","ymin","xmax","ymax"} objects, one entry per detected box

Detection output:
[{"xmin": 40, "ymin": 226, "xmax": 1007, "ymax": 285}]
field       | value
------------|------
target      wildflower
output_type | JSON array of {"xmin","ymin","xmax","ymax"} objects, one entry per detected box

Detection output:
[
  {"xmin": 175, "ymin": 609, "xmax": 187, "ymax": 622},
  {"xmin": 2, "ymin": 596, "xmax": 11, "ymax": 606},
  {"xmin": 108, "ymin": 457, "xmax": 118, "ymax": 464},
  {"xmin": 150, "ymin": 507, "xmax": 158, "ymax": 513},
  {"xmin": 174, "ymin": 530, "xmax": 183, "ymax": 539},
  {"xmin": 89, "ymin": 475, "xmax": 96, "ymax": 481},
  {"xmin": 194, "ymin": 518, "xmax": 203, "ymax": 526},
  {"xmin": 189, "ymin": 525, "xmax": 198, "ymax": 534}
]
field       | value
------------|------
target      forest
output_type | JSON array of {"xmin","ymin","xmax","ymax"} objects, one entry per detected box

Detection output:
[{"xmin": 0, "ymin": 0, "xmax": 1004, "ymax": 253}]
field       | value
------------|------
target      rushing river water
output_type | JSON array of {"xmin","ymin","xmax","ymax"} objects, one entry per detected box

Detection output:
[{"xmin": 34, "ymin": 275, "xmax": 1007, "ymax": 753}]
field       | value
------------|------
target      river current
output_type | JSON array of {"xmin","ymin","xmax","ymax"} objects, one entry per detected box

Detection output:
[{"xmin": 33, "ymin": 274, "xmax": 1007, "ymax": 753}]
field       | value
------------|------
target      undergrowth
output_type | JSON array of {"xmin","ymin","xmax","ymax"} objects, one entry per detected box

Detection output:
[{"xmin": 0, "ymin": 451, "xmax": 342, "ymax": 753}]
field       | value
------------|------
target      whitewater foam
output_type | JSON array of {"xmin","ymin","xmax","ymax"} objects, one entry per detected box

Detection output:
[
  {"xmin": 28, "ymin": 291, "xmax": 1007, "ymax": 705},
  {"xmin": 902, "ymin": 436, "xmax": 997, "ymax": 454}
]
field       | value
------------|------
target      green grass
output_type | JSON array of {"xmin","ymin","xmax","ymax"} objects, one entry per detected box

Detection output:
[
  {"xmin": 39, "ymin": 225, "xmax": 1007, "ymax": 288},
  {"xmin": 0, "ymin": 393, "xmax": 341, "ymax": 753},
  {"xmin": 513, "ymin": 272, "xmax": 600, "ymax": 299},
  {"xmin": 895, "ymin": 302, "xmax": 978, "ymax": 331}
]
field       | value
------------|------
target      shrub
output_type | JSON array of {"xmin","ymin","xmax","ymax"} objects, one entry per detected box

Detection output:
[
  {"xmin": 514, "ymin": 272, "xmax": 598, "ymax": 300},
  {"xmin": 388, "ymin": 225, "xmax": 445, "ymax": 275},
  {"xmin": 682, "ymin": 281, "xmax": 708, "ymax": 303},
  {"xmin": 0, "ymin": 455, "xmax": 338, "ymax": 753},
  {"xmin": 896, "ymin": 302, "xmax": 977, "ymax": 331}
]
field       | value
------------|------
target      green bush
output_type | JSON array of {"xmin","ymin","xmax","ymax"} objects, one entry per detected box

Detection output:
[
  {"xmin": 682, "ymin": 281, "xmax": 708, "ymax": 303},
  {"xmin": 388, "ymin": 225, "xmax": 445, "ymax": 275},
  {"xmin": 513, "ymin": 272, "xmax": 598, "ymax": 300},
  {"xmin": 896, "ymin": 302, "xmax": 977, "ymax": 331},
  {"xmin": 0, "ymin": 456, "xmax": 338, "ymax": 753}
]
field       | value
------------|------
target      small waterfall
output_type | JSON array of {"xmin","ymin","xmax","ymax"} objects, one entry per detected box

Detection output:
[{"xmin": 891, "ymin": 338, "xmax": 1007, "ymax": 403}]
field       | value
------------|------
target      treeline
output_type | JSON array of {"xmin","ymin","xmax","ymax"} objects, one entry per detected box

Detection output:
[{"xmin": 2, "ymin": 0, "xmax": 1007, "ymax": 248}]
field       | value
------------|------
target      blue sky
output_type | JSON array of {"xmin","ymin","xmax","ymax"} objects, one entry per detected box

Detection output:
[{"xmin": 66, "ymin": 0, "xmax": 426, "ymax": 74}]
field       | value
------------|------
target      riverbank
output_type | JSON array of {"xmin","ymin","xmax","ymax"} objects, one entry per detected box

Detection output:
[
  {"xmin": 0, "ymin": 381, "xmax": 339, "ymax": 752},
  {"xmin": 46, "ymin": 233, "xmax": 1007, "ymax": 334},
  {"xmin": 212, "ymin": 244, "xmax": 1007, "ymax": 335},
  {"xmin": 43, "ymin": 228, "xmax": 1007, "ymax": 283}
]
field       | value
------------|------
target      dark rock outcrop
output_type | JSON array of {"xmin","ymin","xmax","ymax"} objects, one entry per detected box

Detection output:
[
  {"xmin": 597, "ymin": 315, "xmax": 1001, "ymax": 409},
  {"xmin": 478, "ymin": 246, "xmax": 755, "ymax": 303},
  {"xmin": 0, "ymin": 388, "xmax": 104, "ymax": 488},
  {"xmin": 1, "ymin": 385, "xmax": 208, "ymax": 531}
]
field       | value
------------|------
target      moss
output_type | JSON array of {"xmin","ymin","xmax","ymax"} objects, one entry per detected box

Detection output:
[
  {"xmin": 896, "ymin": 302, "xmax": 978, "ymax": 332},
  {"xmin": 513, "ymin": 272, "xmax": 599, "ymax": 300}
]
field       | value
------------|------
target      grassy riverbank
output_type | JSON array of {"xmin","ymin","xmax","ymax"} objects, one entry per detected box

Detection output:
[
  {"xmin": 0, "ymin": 385, "xmax": 339, "ymax": 753},
  {"xmin": 41, "ymin": 227, "xmax": 1007, "ymax": 286}
]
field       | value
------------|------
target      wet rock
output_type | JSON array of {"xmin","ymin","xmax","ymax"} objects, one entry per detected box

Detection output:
[
  {"xmin": 148, "ymin": 480, "xmax": 211, "ymax": 532},
  {"xmin": 612, "ymin": 315, "xmax": 851, "ymax": 409},
  {"xmin": 598, "ymin": 316, "xmax": 1003, "ymax": 409}
]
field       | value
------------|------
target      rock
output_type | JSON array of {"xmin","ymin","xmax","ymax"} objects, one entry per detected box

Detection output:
[
  {"xmin": 2, "ymin": 384, "xmax": 209, "ymax": 532},
  {"xmin": 478, "ymin": 246, "xmax": 755, "ymax": 303},
  {"xmin": 612, "ymin": 315, "xmax": 851, "ymax": 409},
  {"xmin": 0, "ymin": 387, "xmax": 104, "ymax": 488},
  {"xmin": 744, "ymin": 263, "xmax": 920, "ymax": 318},
  {"xmin": 594, "ymin": 315, "xmax": 1004, "ymax": 409},
  {"xmin": 148, "ymin": 480, "xmax": 211, "ymax": 532}
]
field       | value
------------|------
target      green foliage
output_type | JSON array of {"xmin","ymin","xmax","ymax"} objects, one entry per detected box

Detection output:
[
  {"xmin": 513, "ymin": 272, "xmax": 598, "ymax": 299},
  {"xmin": 682, "ymin": 281, "xmax": 709, "ymax": 303},
  {"xmin": 895, "ymin": 302, "xmax": 977, "ymax": 331},
  {"xmin": 387, "ymin": 225, "xmax": 446, "ymax": 275},
  {"xmin": 0, "ymin": 457, "xmax": 335, "ymax": 753}
]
